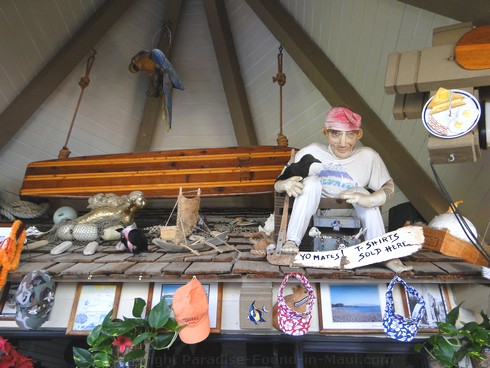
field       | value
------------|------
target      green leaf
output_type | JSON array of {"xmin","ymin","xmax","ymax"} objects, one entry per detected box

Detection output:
[
  {"xmin": 148, "ymin": 298, "xmax": 171, "ymax": 329},
  {"xmin": 470, "ymin": 327, "xmax": 489, "ymax": 346},
  {"xmin": 438, "ymin": 323, "xmax": 458, "ymax": 336},
  {"xmin": 435, "ymin": 335, "xmax": 458, "ymax": 359},
  {"xmin": 92, "ymin": 351, "xmax": 112, "ymax": 367},
  {"xmin": 87, "ymin": 324, "xmax": 103, "ymax": 346},
  {"xmin": 132, "ymin": 297, "xmax": 146, "ymax": 318},
  {"xmin": 163, "ymin": 317, "xmax": 184, "ymax": 332},
  {"xmin": 132, "ymin": 331, "xmax": 156, "ymax": 346},
  {"xmin": 480, "ymin": 311, "xmax": 490, "ymax": 329},
  {"xmin": 446, "ymin": 303, "xmax": 462, "ymax": 326},
  {"xmin": 152, "ymin": 331, "xmax": 179, "ymax": 350},
  {"xmin": 124, "ymin": 348, "xmax": 145, "ymax": 361},
  {"xmin": 431, "ymin": 344, "xmax": 457, "ymax": 367},
  {"xmin": 72, "ymin": 347, "xmax": 93, "ymax": 367},
  {"xmin": 413, "ymin": 342, "xmax": 425, "ymax": 353}
]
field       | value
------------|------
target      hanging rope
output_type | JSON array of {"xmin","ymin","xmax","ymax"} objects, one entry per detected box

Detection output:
[
  {"xmin": 272, "ymin": 45, "xmax": 288, "ymax": 147},
  {"xmin": 58, "ymin": 49, "xmax": 97, "ymax": 159}
]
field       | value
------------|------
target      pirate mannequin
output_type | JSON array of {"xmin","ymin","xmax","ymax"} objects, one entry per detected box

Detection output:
[{"xmin": 274, "ymin": 106, "xmax": 411, "ymax": 273}]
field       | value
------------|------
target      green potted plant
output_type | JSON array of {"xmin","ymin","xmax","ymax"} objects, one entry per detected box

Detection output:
[
  {"xmin": 415, "ymin": 303, "xmax": 490, "ymax": 368},
  {"xmin": 72, "ymin": 297, "xmax": 184, "ymax": 368}
]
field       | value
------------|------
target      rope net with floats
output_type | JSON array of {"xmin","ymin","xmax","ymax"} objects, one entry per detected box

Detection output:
[
  {"xmin": 273, "ymin": 45, "xmax": 288, "ymax": 147},
  {"xmin": 58, "ymin": 49, "xmax": 97, "ymax": 159}
]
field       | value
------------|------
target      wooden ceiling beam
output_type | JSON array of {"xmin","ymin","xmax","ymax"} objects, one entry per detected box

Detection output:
[
  {"xmin": 0, "ymin": 0, "xmax": 136, "ymax": 151},
  {"xmin": 398, "ymin": 0, "xmax": 490, "ymax": 26},
  {"xmin": 133, "ymin": 0, "xmax": 183, "ymax": 152},
  {"xmin": 203, "ymin": 0, "xmax": 258, "ymax": 146},
  {"xmin": 246, "ymin": 0, "xmax": 448, "ymax": 221}
]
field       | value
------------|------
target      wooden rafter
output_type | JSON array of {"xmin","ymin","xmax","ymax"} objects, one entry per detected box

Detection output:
[
  {"xmin": 133, "ymin": 0, "xmax": 184, "ymax": 152},
  {"xmin": 398, "ymin": 0, "xmax": 490, "ymax": 26},
  {"xmin": 203, "ymin": 0, "xmax": 258, "ymax": 146},
  {"xmin": 246, "ymin": 0, "xmax": 448, "ymax": 221}
]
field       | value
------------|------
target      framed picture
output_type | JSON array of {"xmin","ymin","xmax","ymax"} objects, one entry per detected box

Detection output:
[
  {"xmin": 0, "ymin": 224, "xmax": 12, "ymax": 243},
  {"xmin": 0, "ymin": 282, "xmax": 20, "ymax": 320},
  {"xmin": 149, "ymin": 282, "xmax": 222, "ymax": 333},
  {"xmin": 402, "ymin": 283, "xmax": 451, "ymax": 332},
  {"xmin": 66, "ymin": 283, "xmax": 122, "ymax": 335},
  {"xmin": 318, "ymin": 284, "xmax": 386, "ymax": 333}
]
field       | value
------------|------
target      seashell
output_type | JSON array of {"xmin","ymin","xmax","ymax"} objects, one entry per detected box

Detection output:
[
  {"xmin": 56, "ymin": 223, "xmax": 75, "ymax": 240},
  {"xmin": 72, "ymin": 223, "xmax": 99, "ymax": 241},
  {"xmin": 51, "ymin": 241, "xmax": 73, "ymax": 255},
  {"xmin": 101, "ymin": 225, "xmax": 123, "ymax": 241},
  {"xmin": 83, "ymin": 241, "xmax": 99, "ymax": 255}
]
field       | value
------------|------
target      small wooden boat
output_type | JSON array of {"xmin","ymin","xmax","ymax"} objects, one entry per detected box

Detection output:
[{"xmin": 20, "ymin": 146, "xmax": 293, "ymax": 200}]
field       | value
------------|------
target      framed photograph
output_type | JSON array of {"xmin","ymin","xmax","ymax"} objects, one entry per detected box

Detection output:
[
  {"xmin": 0, "ymin": 224, "xmax": 12, "ymax": 243},
  {"xmin": 150, "ymin": 282, "xmax": 222, "ymax": 333},
  {"xmin": 402, "ymin": 283, "xmax": 451, "ymax": 332},
  {"xmin": 318, "ymin": 284, "xmax": 386, "ymax": 333},
  {"xmin": 0, "ymin": 282, "xmax": 20, "ymax": 320},
  {"xmin": 66, "ymin": 283, "xmax": 122, "ymax": 335}
]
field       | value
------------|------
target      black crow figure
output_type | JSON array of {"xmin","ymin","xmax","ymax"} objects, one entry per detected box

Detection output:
[
  {"xmin": 276, "ymin": 154, "xmax": 322, "ymax": 182},
  {"xmin": 118, "ymin": 224, "xmax": 148, "ymax": 254}
]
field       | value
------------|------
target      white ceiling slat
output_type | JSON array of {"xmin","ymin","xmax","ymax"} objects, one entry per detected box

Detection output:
[
  {"xmin": 352, "ymin": 0, "xmax": 376, "ymax": 90},
  {"xmin": 368, "ymin": 2, "xmax": 406, "ymax": 121},
  {"xmin": 344, "ymin": 0, "xmax": 366, "ymax": 82},
  {"xmin": 335, "ymin": 0, "xmax": 356, "ymax": 76},
  {"xmin": 310, "ymin": 0, "xmax": 324, "ymax": 44},
  {"xmin": 8, "ymin": 3, "xmax": 44, "ymax": 76},
  {"xmin": 325, "ymin": 0, "xmax": 343, "ymax": 61},
  {"xmin": 12, "ymin": 4, "xmax": 46, "ymax": 68},
  {"xmin": 0, "ymin": 4, "xmax": 31, "ymax": 88}
]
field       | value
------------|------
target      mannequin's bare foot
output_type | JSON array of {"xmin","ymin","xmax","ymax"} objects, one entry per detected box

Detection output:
[{"xmin": 281, "ymin": 240, "xmax": 299, "ymax": 254}]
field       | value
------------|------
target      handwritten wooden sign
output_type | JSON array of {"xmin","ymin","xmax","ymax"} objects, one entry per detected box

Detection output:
[{"xmin": 291, "ymin": 226, "xmax": 424, "ymax": 269}]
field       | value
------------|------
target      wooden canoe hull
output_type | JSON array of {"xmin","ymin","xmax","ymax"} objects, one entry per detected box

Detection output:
[{"xmin": 20, "ymin": 146, "xmax": 293, "ymax": 199}]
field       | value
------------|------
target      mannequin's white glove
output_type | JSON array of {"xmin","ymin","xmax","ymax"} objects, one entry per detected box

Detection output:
[
  {"xmin": 274, "ymin": 176, "xmax": 304, "ymax": 197},
  {"xmin": 339, "ymin": 188, "xmax": 387, "ymax": 208}
]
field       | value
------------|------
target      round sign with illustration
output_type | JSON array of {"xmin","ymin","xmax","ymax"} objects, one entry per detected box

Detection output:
[{"xmin": 422, "ymin": 88, "xmax": 481, "ymax": 139}]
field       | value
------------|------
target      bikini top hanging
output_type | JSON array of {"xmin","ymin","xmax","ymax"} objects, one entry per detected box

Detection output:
[
  {"xmin": 276, "ymin": 272, "xmax": 316, "ymax": 336},
  {"xmin": 383, "ymin": 275, "xmax": 426, "ymax": 342}
]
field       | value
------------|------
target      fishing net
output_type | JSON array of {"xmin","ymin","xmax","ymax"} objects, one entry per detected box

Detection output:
[
  {"xmin": 173, "ymin": 189, "xmax": 201, "ymax": 246},
  {"xmin": 47, "ymin": 218, "xmax": 121, "ymax": 247}
]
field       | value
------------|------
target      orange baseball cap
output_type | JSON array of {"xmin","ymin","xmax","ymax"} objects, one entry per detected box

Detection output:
[{"xmin": 172, "ymin": 276, "xmax": 210, "ymax": 344}]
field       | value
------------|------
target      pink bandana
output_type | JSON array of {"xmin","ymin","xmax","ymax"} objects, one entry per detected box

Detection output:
[{"xmin": 324, "ymin": 107, "xmax": 362, "ymax": 131}]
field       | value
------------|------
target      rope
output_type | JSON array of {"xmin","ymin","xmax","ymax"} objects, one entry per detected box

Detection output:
[
  {"xmin": 430, "ymin": 162, "xmax": 490, "ymax": 263},
  {"xmin": 273, "ymin": 45, "xmax": 288, "ymax": 147},
  {"xmin": 59, "ymin": 49, "xmax": 97, "ymax": 159}
]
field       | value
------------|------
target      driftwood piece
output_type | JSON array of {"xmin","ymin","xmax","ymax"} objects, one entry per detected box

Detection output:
[
  {"xmin": 266, "ymin": 226, "xmax": 423, "ymax": 269},
  {"xmin": 293, "ymin": 226, "xmax": 423, "ymax": 269}
]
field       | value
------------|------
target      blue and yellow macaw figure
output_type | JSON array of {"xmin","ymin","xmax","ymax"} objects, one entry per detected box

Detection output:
[{"xmin": 129, "ymin": 49, "xmax": 184, "ymax": 130}]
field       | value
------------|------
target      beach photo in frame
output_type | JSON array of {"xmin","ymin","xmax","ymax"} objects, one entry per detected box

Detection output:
[
  {"xmin": 66, "ymin": 283, "xmax": 122, "ymax": 335},
  {"xmin": 402, "ymin": 283, "xmax": 451, "ymax": 332},
  {"xmin": 318, "ymin": 284, "xmax": 386, "ymax": 333},
  {"xmin": 150, "ymin": 282, "xmax": 222, "ymax": 333},
  {"xmin": 0, "ymin": 282, "xmax": 20, "ymax": 320}
]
